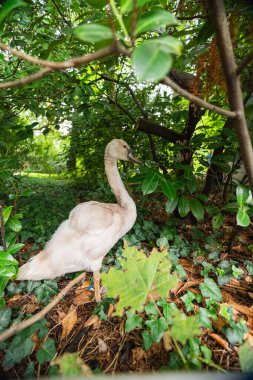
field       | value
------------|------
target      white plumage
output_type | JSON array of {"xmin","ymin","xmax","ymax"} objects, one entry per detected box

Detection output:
[{"xmin": 17, "ymin": 139, "xmax": 141, "ymax": 301}]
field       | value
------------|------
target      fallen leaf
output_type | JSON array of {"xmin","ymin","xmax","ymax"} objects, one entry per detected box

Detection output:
[
  {"xmin": 222, "ymin": 291, "xmax": 253, "ymax": 317},
  {"xmin": 83, "ymin": 314, "xmax": 100, "ymax": 328},
  {"xmin": 61, "ymin": 305, "xmax": 78, "ymax": 340},
  {"xmin": 7, "ymin": 294, "xmax": 24, "ymax": 307},
  {"xmin": 132, "ymin": 347, "xmax": 147, "ymax": 363},
  {"xmin": 163, "ymin": 331, "xmax": 173, "ymax": 351},
  {"xmin": 73, "ymin": 290, "xmax": 93, "ymax": 305},
  {"xmin": 20, "ymin": 294, "xmax": 39, "ymax": 314},
  {"xmin": 207, "ymin": 331, "xmax": 231, "ymax": 351},
  {"xmin": 98, "ymin": 338, "xmax": 108, "ymax": 353},
  {"xmin": 248, "ymin": 293, "xmax": 253, "ymax": 300},
  {"xmin": 107, "ymin": 303, "xmax": 114, "ymax": 318}
]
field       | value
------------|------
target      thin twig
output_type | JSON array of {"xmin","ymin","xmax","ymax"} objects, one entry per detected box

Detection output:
[
  {"xmin": 0, "ymin": 272, "xmax": 86, "ymax": 342},
  {"xmin": 236, "ymin": 49, "xmax": 253, "ymax": 75},
  {"xmin": 163, "ymin": 77, "xmax": 237, "ymax": 118},
  {"xmin": 0, "ymin": 206, "xmax": 6, "ymax": 251}
]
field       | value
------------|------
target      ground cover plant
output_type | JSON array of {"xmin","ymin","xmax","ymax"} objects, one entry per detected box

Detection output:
[{"xmin": 0, "ymin": 0, "xmax": 253, "ymax": 378}]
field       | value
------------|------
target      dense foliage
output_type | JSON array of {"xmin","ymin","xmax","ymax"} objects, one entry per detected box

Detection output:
[{"xmin": 0, "ymin": 0, "xmax": 253, "ymax": 378}]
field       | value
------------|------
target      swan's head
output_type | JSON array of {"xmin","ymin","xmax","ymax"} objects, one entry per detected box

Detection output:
[{"xmin": 106, "ymin": 139, "xmax": 142, "ymax": 164}]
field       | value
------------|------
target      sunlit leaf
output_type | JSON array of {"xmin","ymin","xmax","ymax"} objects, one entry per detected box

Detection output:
[
  {"xmin": 236, "ymin": 208, "xmax": 250, "ymax": 227},
  {"xmin": 74, "ymin": 24, "xmax": 113, "ymax": 43},
  {"xmin": 120, "ymin": 0, "xmax": 153, "ymax": 13},
  {"xmin": 136, "ymin": 8, "xmax": 177, "ymax": 36},
  {"xmin": 170, "ymin": 313, "xmax": 200, "ymax": 344},
  {"xmin": 0, "ymin": 0, "xmax": 26, "ymax": 26},
  {"xmin": 236, "ymin": 185, "xmax": 249, "ymax": 208}
]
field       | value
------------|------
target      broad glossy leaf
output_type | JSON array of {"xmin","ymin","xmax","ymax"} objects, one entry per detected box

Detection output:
[
  {"xmin": 0, "ymin": 265, "xmax": 17, "ymax": 277},
  {"xmin": 8, "ymin": 217, "xmax": 22, "ymax": 232},
  {"xmin": 189, "ymin": 198, "xmax": 204, "ymax": 220},
  {"xmin": 133, "ymin": 41, "xmax": 173, "ymax": 82},
  {"xmin": 236, "ymin": 208, "xmax": 250, "ymax": 227},
  {"xmin": 85, "ymin": 0, "xmax": 107, "ymax": 9},
  {"xmin": 239, "ymin": 341, "xmax": 253, "ymax": 372},
  {"xmin": 2, "ymin": 206, "xmax": 13, "ymax": 225},
  {"xmin": 142, "ymin": 172, "xmax": 159, "ymax": 195},
  {"xmin": 212, "ymin": 213, "xmax": 224, "ymax": 229},
  {"xmin": 74, "ymin": 24, "xmax": 113, "ymax": 43},
  {"xmin": 121, "ymin": 0, "xmax": 153, "ymax": 13},
  {"xmin": 0, "ymin": 252, "xmax": 18, "ymax": 266},
  {"xmin": 36, "ymin": 338, "xmax": 56, "ymax": 364},
  {"xmin": 6, "ymin": 243, "xmax": 24, "ymax": 255},
  {"xmin": 160, "ymin": 179, "xmax": 176, "ymax": 199},
  {"xmin": 101, "ymin": 247, "xmax": 178, "ymax": 316},
  {"xmin": 165, "ymin": 196, "xmax": 178, "ymax": 214},
  {"xmin": 178, "ymin": 195, "xmax": 190, "ymax": 217},
  {"xmin": 199, "ymin": 278, "xmax": 222, "ymax": 301},
  {"xmin": 236, "ymin": 185, "xmax": 249, "ymax": 208},
  {"xmin": 136, "ymin": 8, "xmax": 177, "ymax": 36},
  {"xmin": 143, "ymin": 36, "xmax": 183, "ymax": 55},
  {"xmin": 0, "ymin": 0, "xmax": 26, "ymax": 26}
]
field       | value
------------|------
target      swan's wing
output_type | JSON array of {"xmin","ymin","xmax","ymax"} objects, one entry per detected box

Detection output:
[{"xmin": 68, "ymin": 201, "xmax": 120, "ymax": 236}]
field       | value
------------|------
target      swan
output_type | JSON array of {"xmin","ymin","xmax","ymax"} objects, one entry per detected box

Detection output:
[{"xmin": 17, "ymin": 139, "xmax": 142, "ymax": 301}]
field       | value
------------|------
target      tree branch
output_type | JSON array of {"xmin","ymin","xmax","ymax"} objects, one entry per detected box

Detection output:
[
  {"xmin": 236, "ymin": 49, "xmax": 253, "ymax": 75},
  {"xmin": 207, "ymin": 0, "xmax": 253, "ymax": 195},
  {"xmin": 0, "ymin": 45, "xmax": 117, "ymax": 89},
  {"xmin": 137, "ymin": 118, "xmax": 183, "ymax": 142},
  {"xmin": 163, "ymin": 76, "xmax": 237, "ymax": 118},
  {"xmin": 0, "ymin": 273, "xmax": 86, "ymax": 342}
]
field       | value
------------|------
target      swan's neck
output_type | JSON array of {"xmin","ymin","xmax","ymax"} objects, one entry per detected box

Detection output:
[{"xmin": 105, "ymin": 154, "xmax": 134, "ymax": 208}]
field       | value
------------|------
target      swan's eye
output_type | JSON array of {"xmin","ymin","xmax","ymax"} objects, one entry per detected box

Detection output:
[{"xmin": 123, "ymin": 145, "xmax": 127, "ymax": 148}]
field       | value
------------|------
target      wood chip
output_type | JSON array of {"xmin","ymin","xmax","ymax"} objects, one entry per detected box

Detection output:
[{"xmin": 98, "ymin": 338, "xmax": 108, "ymax": 353}]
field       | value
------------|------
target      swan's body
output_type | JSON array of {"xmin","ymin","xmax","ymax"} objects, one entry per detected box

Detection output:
[{"xmin": 17, "ymin": 139, "xmax": 141, "ymax": 300}]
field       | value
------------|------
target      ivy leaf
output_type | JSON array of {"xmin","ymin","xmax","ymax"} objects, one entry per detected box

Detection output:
[
  {"xmin": 74, "ymin": 24, "xmax": 113, "ymax": 43},
  {"xmin": 156, "ymin": 299, "xmax": 178, "ymax": 324},
  {"xmin": 178, "ymin": 195, "xmax": 190, "ymax": 217},
  {"xmin": 236, "ymin": 185, "xmax": 249, "ymax": 208},
  {"xmin": 222, "ymin": 320, "xmax": 248, "ymax": 345},
  {"xmin": 199, "ymin": 278, "xmax": 222, "ymax": 301},
  {"xmin": 0, "ymin": 308, "xmax": 12, "ymax": 332},
  {"xmin": 145, "ymin": 301, "xmax": 159, "ymax": 316},
  {"xmin": 239, "ymin": 341, "xmax": 253, "ymax": 372},
  {"xmin": 198, "ymin": 307, "xmax": 213, "ymax": 330},
  {"xmin": 54, "ymin": 353, "xmax": 92, "ymax": 376},
  {"xmin": 142, "ymin": 172, "xmax": 159, "ymax": 195},
  {"xmin": 23, "ymin": 361, "xmax": 36, "ymax": 379},
  {"xmin": 160, "ymin": 179, "xmax": 177, "ymax": 199},
  {"xmin": 125, "ymin": 310, "xmax": 142, "ymax": 333},
  {"xmin": 101, "ymin": 247, "xmax": 178, "ymax": 316},
  {"xmin": 36, "ymin": 338, "xmax": 56, "ymax": 364},
  {"xmin": 236, "ymin": 208, "xmax": 250, "ymax": 227},
  {"xmin": 136, "ymin": 7, "xmax": 177, "ymax": 36},
  {"xmin": 166, "ymin": 196, "xmax": 179, "ymax": 214},
  {"xmin": 189, "ymin": 198, "xmax": 204, "ymax": 220},
  {"xmin": 212, "ymin": 213, "xmax": 224, "ymax": 230},
  {"xmin": 145, "ymin": 317, "xmax": 168, "ymax": 342},
  {"xmin": 170, "ymin": 313, "xmax": 200, "ymax": 345},
  {"xmin": 34, "ymin": 280, "xmax": 58, "ymax": 305},
  {"xmin": 3, "ymin": 336, "xmax": 34, "ymax": 368},
  {"xmin": 142, "ymin": 330, "xmax": 153, "ymax": 351},
  {"xmin": 180, "ymin": 291, "xmax": 196, "ymax": 312},
  {"xmin": 232, "ymin": 264, "xmax": 244, "ymax": 279}
]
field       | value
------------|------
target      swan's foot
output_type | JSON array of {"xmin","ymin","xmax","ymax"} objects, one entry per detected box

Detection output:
[{"xmin": 93, "ymin": 271, "xmax": 101, "ymax": 302}]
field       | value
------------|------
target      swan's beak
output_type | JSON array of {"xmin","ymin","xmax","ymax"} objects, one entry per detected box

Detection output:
[{"xmin": 128, "ymin": 150, "xmax": 143, "ymax": 165}]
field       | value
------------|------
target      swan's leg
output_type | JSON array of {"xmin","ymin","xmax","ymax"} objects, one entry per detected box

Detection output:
[{"xmin": 93, "ymin": 271, "xmax": 101, "ymax": 302}]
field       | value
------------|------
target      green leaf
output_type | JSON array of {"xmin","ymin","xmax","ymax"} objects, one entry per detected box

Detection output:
[
  {"xmin": 54, "ymin": 353, "xmax": 91, "ymax": 376},
  {"xmin": 0, "ymin": 308, "xmax": 12, "ymax": 332},
  {"xmin": 156, "ymin": 299, "xmax": 178, "ymax": 324},
  {"xmin": 145, "ymin": 316, "xmax": 168, "ymax": 342},
  {"xmin": 23, "ymin": 361, "xmax": 36, "ymax": 379},
  {"xmin": 170, "ymin": 313, "xmax": 200, "ymax": 345},
  {"xmin": 125, "ymin": 310, "xmax": 142, "ymax": 333},
  {"xmin": 189, "ymin": 198, "xmax": 204, "ymax": 220},
  {"xmin": 160, "ymin": 179, "xmax": 176, "ymax": 199},
  {"xmin": 3, "ymin": 336, "xmax": 34, "ymax": 368},
  {"xmin": 74, "ymin": 24, "xmax": 113, "ymax": 43},
  {"xmin": 136, "ymin": 8, "xmax": 177, "ymax": 36},
  {"xmin": 2, "ymin": 206, "xmax": 13, "ymax": 224},
  {"xmin": 236, "ymin": 185, "xmax": 249, "ymax": 208},
  {"xmin": 239, "ymin": 341, "xmax": 253, "ymax": 372},
  {"xmin": 232, "ymin": 264, "xmax": 244, "ymax": 279},
  {"xmin": 36, "ymin": 338, "xmax": 56, "ymax": 364},
  {"xmin": 132, "ymin": 41, "xmax": 173, "ymax": 82},
  {"xmin": 145, "ymin": 301, "xmax": 159, "ymax": 316},
  {"xmin": 7, "ymin": 216, "xmax": 22, "ymax": 232},
  {"xmin": 85, "ymin": 0, "xmax": 107, "ymax": 9},
  {"xmin": 199, "ymin": 278, "xmax": 222, "ymax": 301},
  {"xmin": 198, "ymin": 307, "xmax": 213, "ymax": 330},
  {"xmin": 142, "ymin": 330, "xmax": 153, "ymax": 351},
  {"xmin": 6, "ymin": 243, "xmax": 24, "ymax": 255},
  {"xmin": 212, "ymin": 213, "xmax": 224, "ymax": 230},
  {"xmin": 142, "ymin": 172, "xmax": 159, "ymax": 195},
  {"xmin": 0, "ymin": 0, "xmax": 26, "ymax": 26},
  {"xmin": 178, "ymin": 195, "xmax": 190, "ymax": 218},
  {"xmin": 101, "ymin": 247, "xmax": 178, "ymax": 316},
  {"xmin": 121, "ymin": 0, "xmax": 153, "ymax": 13},
  {"xmin": 34, "ymin": 280, "xmax": 58, "ymax": 305},
  {"xmin": 180, "ymin": 291, "xmax": 196, "ymax": 312},
  {"xmin": 222, "ymin": 320, "xmax": 247, "ymax": 345},
  {"xmin": 165, "ymin": 196, "xmax": 178, "ymax": 214},
  {"xmin": 236, "ymin": 208, "xmax": 250, "ymax": 227},
  {"xmin": 0, "ymin": 252, "xmax": 18, "ymax": 266}
]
